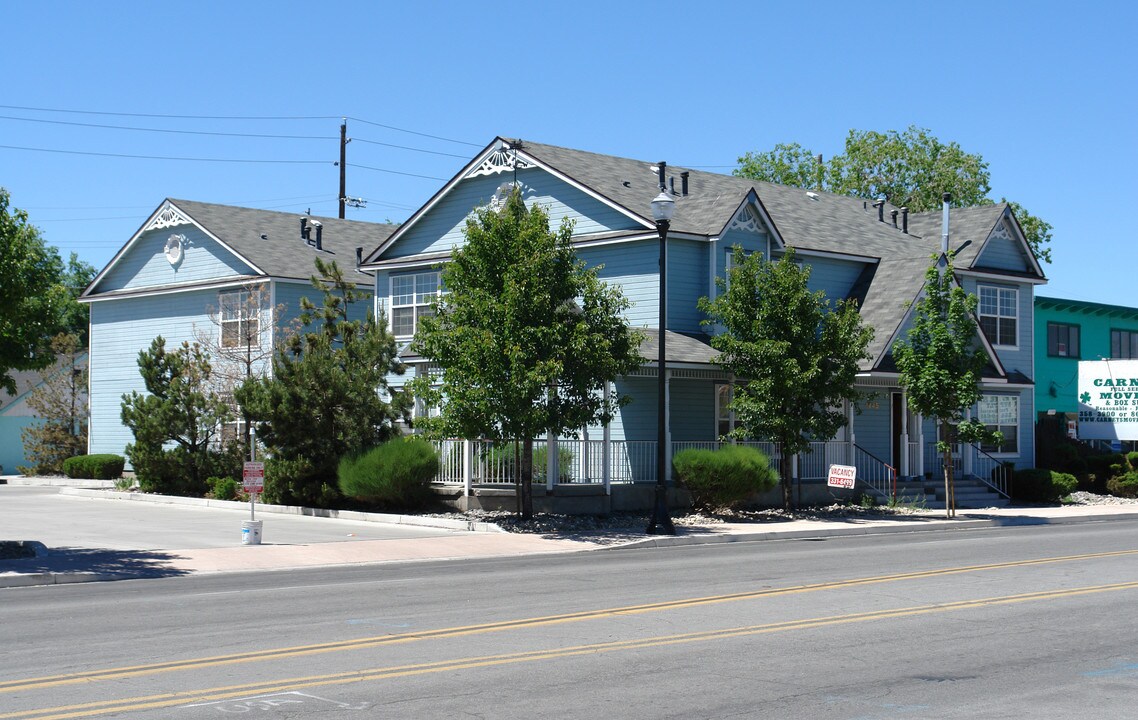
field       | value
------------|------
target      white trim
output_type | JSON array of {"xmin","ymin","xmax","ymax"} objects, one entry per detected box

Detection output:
[
  {"xmin": 389, "ymin": 269, "xmax": 442, "ymax": 339},
  {"xmin": 717, "ymin": 192, "xmax": 785, "ymax": 249},
  {"xmin": 955, "ymin": 268, "xmax": 1047, "ymax": 285},
  {"xmin": 80, "ymin": 274, "xmax": 369, "ymax": 303},
  {"xmin": 969, "ymin": 207, "xmax": 1045, "ymax": 279}
]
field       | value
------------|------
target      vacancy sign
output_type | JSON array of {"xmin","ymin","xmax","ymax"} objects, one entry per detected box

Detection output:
[
  {"xmin": 243, "ymin": 462, "xmax": 265, "ymax": 494},
  {"xmin": 827, "ymin": 464, "xmax": 857, "ymax": 489}
]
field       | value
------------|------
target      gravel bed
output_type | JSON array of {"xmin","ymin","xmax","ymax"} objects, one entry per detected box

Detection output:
[{"xmin": 426, "ymin": 492, "xmax": 1138, "ymax": 537}]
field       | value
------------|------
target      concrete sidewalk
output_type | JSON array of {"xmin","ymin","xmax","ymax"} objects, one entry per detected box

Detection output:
[{"xmin": 4, "ymin": 479, "xmax": 1138, "ymax": 588}]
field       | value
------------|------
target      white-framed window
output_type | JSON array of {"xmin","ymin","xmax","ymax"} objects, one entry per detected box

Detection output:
[
  {"xmin": 391, "ymin": 271, "xmax": 441, "ymax": 337},
  {"xmin": 978, "ymin": 285, "xmax": 1018, "ymax": 348},
  {"xmin": 978, "ymin": 395, "xmax": 1019, "ymax": 454},
  {"xmin": 219, "ymin": 290, "xmax": 262, "ymax": 349},
  {"xmin": 715, "ymin": 383, "xmax": 734, "ymax": 439}
]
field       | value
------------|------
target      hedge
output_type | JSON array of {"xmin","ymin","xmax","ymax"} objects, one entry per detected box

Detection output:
[
  {"xmin": 672, "ymin": 445, "xmax": 778, "ymax": 510},
  {"xmin": 62, "ymin": 454, "xmax": 125, "ymax": 480},
  {"xmin": 338, "ymin": 439, "xmax": 439, "ymax": 509}
]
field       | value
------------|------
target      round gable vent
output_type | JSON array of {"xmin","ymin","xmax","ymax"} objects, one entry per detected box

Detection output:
[{"xmin": 164, "ymin": 234, "xmax": 185, "ymax": 265}]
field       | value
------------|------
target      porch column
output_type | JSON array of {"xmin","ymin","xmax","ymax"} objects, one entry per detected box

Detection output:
[
  {"xmin": 462, "ymin": 439, "xmax": 473, "ymax": 497},
  {"xmin": 962, "ymin": 408, "xmax": 973, "ymax": 477},
  {"xmin": 847, "ymin": 398, "xmax": 857, "ymax": 465},
  {"xmin": 900, "ymin": 390, "xmax": 910, "ymax": 477},
  {"xmin": 917, "ymin": 413, "xmax": 926, "ymax": 478},
  {"xmin": 546, "ymin": 432, "xmax": 557, "ymax": 491},
  {"xmin": 581, "ymin": 425, "xmax": 590, "ymax": 484},
  {"xmin": 602, "ymin": 382, "xmax": 612, "ymax": 495}
]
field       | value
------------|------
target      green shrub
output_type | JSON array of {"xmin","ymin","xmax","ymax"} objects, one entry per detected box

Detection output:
[
  {"xmin": 207, "ymin": 476, "xmax": 241, "ymax": 501},
  {"xmin": 1127, "ymin": 452, "xmax": 1138, "ymax": 471},
  {"xmin": 1106, "ymin": 471, "xmax": 1138, "ymax": 498},
  {"xmin": 130, "ymin": 445, "xmax": 240, "ymax": 497},
  {"xmin": 1012, "ymin": 468, "xmax": 1078, "ymax": 503},
  {"xmin": 338, "ymin": 438, "xmax": 439, "ymax": 509},
  {"xmin": 672, "ymin": 445, "xmax": 778, "ymax": 510},
  {"xmin": 61, "ymin": 454, "xmax": 125, "ymax": 480}
]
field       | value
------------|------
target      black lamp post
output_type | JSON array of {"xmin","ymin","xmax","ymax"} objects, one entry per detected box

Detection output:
[{"xmin": 647, "ymin": 187, "xmax": 676, "ymax": 535}]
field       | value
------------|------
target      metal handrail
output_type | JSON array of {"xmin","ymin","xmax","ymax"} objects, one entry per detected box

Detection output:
[{"xmin": 851, "ymin": 443, "xmax": 897, "ymax": 503}]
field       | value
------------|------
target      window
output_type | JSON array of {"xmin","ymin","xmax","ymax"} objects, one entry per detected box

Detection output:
[
  {"xmin": 978, "ymin": 395, "xmax": 1018, "ymax": 454},
  {"xmin": 219, "ymin": 290, "xmax": 261, "ymax": 349},
  {"xmin": 1047, "ymin": 322, "xmax": 1080, "ymax": 358},
  {"xmin": 978, "ymin": 286, "xmax": 1017, "ymax": 347},
  {"xmin": 391, "ymin": 271, "xmax": 440, "ymax": 337},
  {"xmin": 716, "ymin": 384, "xmax": 734, "ymax": 439},
  {"xmin": 1112, "ymin": 329, "xmax": 1138, "ymax": 359}
]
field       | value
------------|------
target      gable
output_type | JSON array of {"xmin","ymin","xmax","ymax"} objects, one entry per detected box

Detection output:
[
  {"xmin": 973, "ymin": 219, "xmax": 1031, "ymax": 273},
  {"xmin": 90, "ymin": 205, "xmax": 257, "ymax": 294},
  {"xmin": 378, "ymin": 165, "xmax": 645, "ymax": 260}
]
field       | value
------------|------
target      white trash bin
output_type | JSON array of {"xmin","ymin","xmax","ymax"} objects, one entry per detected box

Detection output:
[{"xmin": 241, "ymin": 520, "xmax": 263, "ymax": 545}]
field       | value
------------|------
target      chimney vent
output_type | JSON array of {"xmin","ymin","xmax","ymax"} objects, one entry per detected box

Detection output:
[
  {"xmin": 356, "ymin": 247, "xmax": 363, "ymax": 267},
  {"xmin": 300, "ymin": 217, "xmax": 309, "ymax": 241},
  {"xmin": 890, "ymin": 209, "xmax": 898, "ymax": 228},
  {"xmin": 669, "ymin": 176, "xmax": 676, "ymax": 195},
  {"xmin": 873, "ymin": 199, "xmax": 885, "ymax": 222},
  {"xmin": 901, "ymin": 207, "xmax": 909, "ymax": 234},
  {"xmin": 680, "ymin": 171, "xmax": 689, "ymax": 196},
  {"xmin": 656, "ymin": 161, "xmax": 666, "ymax": 191},
  {"xmin": 311, "ymin": 220, "xmax": 323, "ymax": 250}
]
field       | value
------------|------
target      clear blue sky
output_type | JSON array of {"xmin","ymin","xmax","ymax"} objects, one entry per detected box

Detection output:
[{"xmin": 4, "ymin": 1, "xmax": 1135, "ymax": 305}]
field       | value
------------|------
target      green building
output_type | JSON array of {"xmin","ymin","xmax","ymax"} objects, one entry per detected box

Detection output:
[{"xmin": 1034, "ymin": 295, "xmax": 1138, "ymax": 456}]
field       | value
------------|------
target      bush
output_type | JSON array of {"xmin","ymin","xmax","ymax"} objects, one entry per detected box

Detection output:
[
  {"xmin": 61, "ymin": 454, "xmax": 125, "ymax": 480},
  {"xmin": 672, "ymin": 445, "xmax": 778, "ymax": 510},
  {"xmin": 207, "ymin": 476, "xmax": 241, "ymax": 501},
  {"xmin": 1011, "ymin": 468, "xmax": 1078, "ymax": 503},
  {"xmin": 130, "ymin": 444, "xmax": 241, "ymax": 497},
  {"xmin": 1106, "ymin": 471, "xmax": 1138, "ymax": 498},
  {"xmin": 338, "ymin": 439, "xmax": 439, "ymax": 509},
  {"xmin": 484, "ymin": 443, "xmax": 574, "ymax": 483}
]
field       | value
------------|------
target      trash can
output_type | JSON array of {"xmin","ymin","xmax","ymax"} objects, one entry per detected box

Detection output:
[{"xmin": 241, "ymin": 520, "xmax": 263, "ymax": 545}]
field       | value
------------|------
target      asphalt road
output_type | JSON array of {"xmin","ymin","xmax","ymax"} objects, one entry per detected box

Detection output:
[{"xmin": 4, "ymin": 519, "xmax": 1138, "ymax": 719}]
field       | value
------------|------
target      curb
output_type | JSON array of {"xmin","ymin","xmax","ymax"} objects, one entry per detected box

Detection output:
[
  {"xmin": 0, "ymin": 572, "xmax": 119, "ymax": 588},
  {"xmin": 57, "ymin": 488, "xmax": 507, "ymax": 534},
  {"xmin": 612, "ymin": 511, "xmax": 1138, "ymax": 550}
]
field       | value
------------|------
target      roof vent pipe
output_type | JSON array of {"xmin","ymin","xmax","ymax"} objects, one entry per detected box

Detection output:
[
  {"xmin": 873, "ymin": 199, "xmax": 885, "ymax": 222},
  {"xmin": 312, "ymin": 221, "xmax": 323, "ymax": 251},
  {"xmin": 656, "ymin": 161, "xmax": 667, "ymax": 191},
  {"xmin": 669, "ymin": 176, "xmax": 676, "ymax": 195},
  {"xmin": 941, "ymin": 192, "xmax": 951, "ymax": 254},
  {"xmin": 680, "ymin": 171, "xmax": 689, "ymax": 196},
  {"xmin": 356, "ymin": 247, "xmax": 363, "ymax": 267},
  {"xmin": 890, "ymin": 209, "xmax": 898, "ymax": 228},
  {"xmin": 300, "ymin": 217, "xmax": 309, "ymax": 241},
  {"xmin": 901, "ymin": 207, "xmax": 909, "ymax": 234}
]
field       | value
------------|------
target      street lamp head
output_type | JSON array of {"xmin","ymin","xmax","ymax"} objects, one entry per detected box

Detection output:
[{"xmin": 651, "ymin": 191, "xmax": 675, "ymax": 223}]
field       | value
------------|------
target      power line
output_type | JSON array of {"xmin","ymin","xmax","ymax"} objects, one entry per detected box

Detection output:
[
  {"xmin": 0, "ymin": 144, "xmax": 330, "ymax": 164},
  {"xmin": 348, "ymin": 162, "xmax": 448, "ymax": 181},
  {"xmin": 352, "ymin": 136, "xmax": 469, "ymax": 158},
  {"xmin": 0, "ymin": 114, "xmax": 335, "ymax": 140},
  {"xmin": 0, "ymin": 104, "xmax": 338, "ymax": 121},
  {"xmin": 346, "ymin": 116, "xmax": 482, "ymax": 147}
]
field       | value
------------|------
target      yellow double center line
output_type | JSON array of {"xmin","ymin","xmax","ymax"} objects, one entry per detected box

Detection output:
[
  {"xmin": 7, "ymin": 579, "xmax": 1138, "ymax": 720},
  {"xmin": 3, "ymin": 549, "xmax": 1135, "ymax": 695}
]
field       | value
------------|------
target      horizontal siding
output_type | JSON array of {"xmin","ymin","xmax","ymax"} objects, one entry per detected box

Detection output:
[
  {"xmin": 577, "ymin": 241, "xmax": 659, "ymax": 328},
  {"xmin": 97, "ymin": 225, "xmax": 254, "ymax": 292},
  {"xmin": 668, "ymin": 239, "xmax": 709, "ymax": 334},
  {"xmin": 802, "ymin": 256, "xmax": 865, "ymax": 301},
  {"xmin": 976, "ymin": 233, "xmax": 1029, "ymax": 273},
  {"xmin": 386, "ymin": 167, "xmax": 640, "ymax": 259}
]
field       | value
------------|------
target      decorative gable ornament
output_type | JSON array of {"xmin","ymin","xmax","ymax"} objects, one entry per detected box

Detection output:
[
  {"xmin": 729, "ymin": 205, "xmax": 761, "ymax": 234},
  {"xmin": 467, "ymin": 147, "xmax": 531, "ymax": 178},
  {"xmin": 144, "ymin": 202, "xmax": 191, "ymax": 232},
  {"xmin": 164, "ymin": 234, "xmax": 185, "ymax": 265}
]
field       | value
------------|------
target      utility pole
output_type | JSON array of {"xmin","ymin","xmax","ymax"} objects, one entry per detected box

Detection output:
[{"xmin": 339, "ymin": 118, "xmax": 347, "ymax": 219}]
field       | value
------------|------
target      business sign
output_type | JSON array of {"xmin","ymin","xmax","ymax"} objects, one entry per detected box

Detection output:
[
  {"xmin": 242, "ymin": 462, "xmax": 265, "ymax": 493},
  {"xmin": 827, "ymin": 464, "xmax": 857, "ymax": 489},
  {"xmin": 1077, "ymin": 360, "xmax": 1138, "ymax": 441}
]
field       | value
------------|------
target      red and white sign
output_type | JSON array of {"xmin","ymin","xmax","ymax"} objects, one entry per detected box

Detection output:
[
  {"xmin": 243, "ymin": 462, "xmax": 265, "ymax": 493},
  {"xmin": 827, "ymin": 464, "xmax": 856, "ymax": 489}
]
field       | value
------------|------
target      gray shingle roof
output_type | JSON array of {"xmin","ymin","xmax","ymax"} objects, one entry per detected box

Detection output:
[
  {"xmin": 167, "ymin": 199, "xmax": 396, "ymax": 285},
  {"xmin": 637, "ymin": 330, "xmax": 719, "ymax": 365}
]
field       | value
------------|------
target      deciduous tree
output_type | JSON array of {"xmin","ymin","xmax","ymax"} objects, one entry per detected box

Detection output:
[
  {"xmin": 699, "ymin": 247, "xmax": 873, "ymax": 510},
  {"xmin": 18, "ymin": 333, "xmax": 88, "ymax": 475},
  {"xmin": 734, "ymin": 126, "xmax": 1052, "ymax": 263},
  {"xmin": 893, "ymin": 255, "xmax": 1000, "ymax": 517},
  {"xmin": 409, "ymin": 189, "xmax": 644, "ymax": 519}
]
